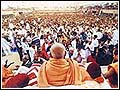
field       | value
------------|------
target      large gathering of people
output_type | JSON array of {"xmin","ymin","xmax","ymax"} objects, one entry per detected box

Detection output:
[{"xmin": 2, "ymin": 2, "xmax": 118, "ymax": 88}]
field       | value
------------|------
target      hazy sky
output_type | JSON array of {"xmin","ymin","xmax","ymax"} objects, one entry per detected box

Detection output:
[{"xmin": 1, "ymin": 1, "xmax": 117, "ymax": 9}]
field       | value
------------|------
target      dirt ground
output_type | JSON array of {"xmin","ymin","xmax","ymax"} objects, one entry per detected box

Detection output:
[{"xmin": 2, "ymin": 52, "xmax": 22, "ymax": 69}]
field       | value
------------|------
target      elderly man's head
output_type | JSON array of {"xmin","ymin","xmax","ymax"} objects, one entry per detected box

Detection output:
[{"xmin": 50, "ymin": 43, "xmax": 66, "ymax": 59}]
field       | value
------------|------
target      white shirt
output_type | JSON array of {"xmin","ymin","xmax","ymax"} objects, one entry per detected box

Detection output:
[
  {"xmin": 21, "ymin": 42, "xmax": 29, "ymax": 53},
  {"xmin": 21, "ymin": 28, "xmax": 27, "ymax": 36},
  {"xmin": 15, "ymin": 66, "xmax": 30, "ymax": 75},
  {"xmin": 111, "ymin": 29, "xmax": 118, "ymax": 45},
  {"xmin": 65, "ymin": 50, "xmax": 70, "ymax": 58},
  {"xmin": 87, "ymin": 32, "xmax": 92, "ymax": 39},
  {"xmin": 8, "ymin": 30, "xmax": 14, "ymax": 44},
  {"xmin": 91, "ymin": 38, "xmax": 99, "ymax": 48},
  {"xmin": 9, "ymin": 22, "xmax": 14, "ymax": 29},
  {"xmin": 92, "ymin": 28, "xmax": 97, "ymax": 37},
  {"xmin": 2, "ymin": 38, "xmax": 11, "ymax": 55},
  {"xmin": 26, "ymin": 36, "xmax": 32, "ymax": 43},
  {"xmin": 28, "ymin": 47, "xmax": 35, "ymax": 62},
  {"xmin": 26, "ymin": 23, "xmax": 30, "ymax": 30},
  {"xmin": 71, "ymin": 39, "xmax": 76, "ymax": 50},
  {"xmin": 112, "ymin": 29, "xmax": 118, "ymax": 41},
  {"xmin": 40, "ymin": 39, "xmax": 44, "ymax": 47},
  {"xmin": 96, "ymin": 31, "xmax": 103, "ymax": 39},
  {"xmin": 2, "ymin": 38, "xmax": 11, "ymax": 50},
  {"xmin": 20, "ymin": 20, "xmax": 24, "ymax": 25},
  {"xmin": 72, "ymin": 49, "xmax": 86, "ymax": 59},
  {"xmin": 45, "ymin": 43, "xmax": 49, "ymax": 51}
]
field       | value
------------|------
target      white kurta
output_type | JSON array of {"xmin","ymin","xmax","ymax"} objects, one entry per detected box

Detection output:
[
  {"xmin": 71, "ymin": 39, "xmax": 76, "ymax": 50},
  {"xmin": 2, "ymin": 38, "xmax": 11, "ymax": 55},
  {"xmin": 112, "ymin": 29, "xmax": 118, "ymax": 45}
]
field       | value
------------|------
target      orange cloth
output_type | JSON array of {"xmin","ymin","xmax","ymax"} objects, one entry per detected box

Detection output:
[
  {"xmin": 2, "ymin": 65, "xmax": 14, "ymax": 88},
  {"xmin": 109, "ymin": 62, "xmax": 118, "ymax": 75},
  {"xmin": 108, "ymin": 62, "xmax": 118, "ymax": 88},
  {"xmin": 38, "ymin": 58, "xmax": 92, "ymax": 87},
  {"xmin": 40, "ymin": 43, "xmax": 49, "ymax": 60},
  {"xmin": 94, "ymin": 76, "xmax": 104, "ymax": 83}
]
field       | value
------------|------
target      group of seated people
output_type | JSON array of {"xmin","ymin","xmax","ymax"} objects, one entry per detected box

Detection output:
[{"xmin": 2, "ymin": 43, "xmax": 118, "ymax": 88}]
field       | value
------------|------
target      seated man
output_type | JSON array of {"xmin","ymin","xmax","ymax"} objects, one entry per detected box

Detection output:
[
  {"xmin": 86, "ymin": 62, "xmax": 104, "ymax": 84},
  {"xmin": 21, "ymin": 53, "xmax": 33, "ymax": 68},
  {"xmin": 103, "ymin": 49, "xmax": 118, "ymax": 88},
  {"xmin": 37, "ymin": 43, "xmax": 93, "ymax": 87}
]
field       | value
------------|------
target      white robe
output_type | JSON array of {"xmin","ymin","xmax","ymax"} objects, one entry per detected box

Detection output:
[{"xmin": 2, "ymin": 38, "xmax": 11, "ymax": 55}]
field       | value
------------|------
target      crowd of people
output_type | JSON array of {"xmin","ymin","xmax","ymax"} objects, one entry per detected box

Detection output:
[{"xmin": 2, "ymin": 5, "xmax": 118, "ymax": 88}]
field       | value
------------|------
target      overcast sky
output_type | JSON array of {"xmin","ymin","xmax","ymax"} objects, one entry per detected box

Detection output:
[{"xmin": 1, "ymin": 1, "xmax": 117, "ymax": 9}]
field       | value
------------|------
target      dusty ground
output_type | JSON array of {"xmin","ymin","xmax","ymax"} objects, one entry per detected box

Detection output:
[{"xmin": 2, "ymin": 52, "xmax": 22, "ymax": 69}]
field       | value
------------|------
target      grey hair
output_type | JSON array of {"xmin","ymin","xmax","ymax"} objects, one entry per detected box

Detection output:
[{"xmin": 50, "ymin": 43, "xmax": 66, "ymax": 59}]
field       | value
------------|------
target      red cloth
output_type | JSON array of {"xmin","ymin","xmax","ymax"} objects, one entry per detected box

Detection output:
[
  {"xmin": 39, "ymin": 43, "xmax": 49, "ymax": 60},
  {"xmin": 5, "ymin": 73, "xmax": 29, "ymax": 88},
  {"xmin": 27, "ymin": 63, "xmax": 41, "ymax": 86},
  {"xmin": 87, "ymin": 55, "xmax": 96, "ymax": 63},
  {"xmin": 87, "ymin": 62, "xmax": 101, "ymax": 79}
]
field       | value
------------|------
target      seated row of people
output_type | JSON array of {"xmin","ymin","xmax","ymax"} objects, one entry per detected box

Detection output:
[{"xmin": 2, "ymin": 43, "xmax": 118, "ymax": 88}]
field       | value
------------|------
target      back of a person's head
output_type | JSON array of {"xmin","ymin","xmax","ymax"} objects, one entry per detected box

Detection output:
[
  {"xmin": 114, "ymin": 49, "xmax": 118, "ymax": 56},
  {"xmin": 22, "ymin": 38, "xmax": 26, "ymax": 42},
  {"xmin": 94, "ymin": 35, "xmax": 97, "ymax": 39},
  {"xmin": 50, "ymin": 43, "xmax": 66, "ymax": 59},
  {"xmin": 32, "ymin": 33, "xmax": 35, "ymax": 36},
  {"xmin": 87, "ymin": 62, "xmax": 101, "ymax": 79},
  {"xmin": 97, "ymin": 28, "xmax": 101, "ymax": 32},
  {"xmin": 91, "ymin": 52, "xmax": 95, "ymax": 57}
]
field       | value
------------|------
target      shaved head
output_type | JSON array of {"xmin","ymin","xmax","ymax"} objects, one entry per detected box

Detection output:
[{"xmin": 50, "ymin": 43, "xmax": 66, "ymax": 59}]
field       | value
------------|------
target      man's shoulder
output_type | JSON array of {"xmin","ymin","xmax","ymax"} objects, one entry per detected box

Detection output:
[{"xmin": 65, "ymin": 58, "xmax": 79, "ymax": 65}]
